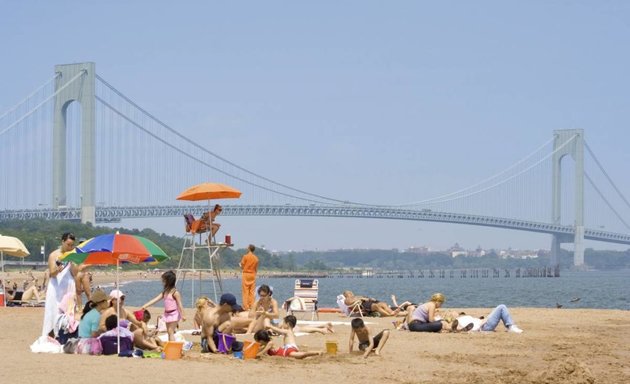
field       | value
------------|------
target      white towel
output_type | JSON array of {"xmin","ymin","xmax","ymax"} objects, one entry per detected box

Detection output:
[{"xmin": 41, "ymin": 264, "xmax": 76, "ymax": 337}]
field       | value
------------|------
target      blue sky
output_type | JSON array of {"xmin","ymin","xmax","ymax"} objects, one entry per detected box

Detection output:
[{"xmin": 2, "ymin": 1, "xmax": 630, "ymax": 251}]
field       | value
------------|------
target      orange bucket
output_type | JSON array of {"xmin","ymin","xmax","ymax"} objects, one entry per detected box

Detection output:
[
  {"xmin": 163, "ymin": 341, "xmax": 184, "ymax": 360},
  {"xmin": 243, "ymin": 340, "xmax": 260, "ymax": 359}
]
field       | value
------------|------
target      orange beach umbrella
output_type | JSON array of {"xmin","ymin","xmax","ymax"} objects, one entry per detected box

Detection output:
[{"xmin": 176, "ymin": 182, "xmax": 242, "ymax": 201}]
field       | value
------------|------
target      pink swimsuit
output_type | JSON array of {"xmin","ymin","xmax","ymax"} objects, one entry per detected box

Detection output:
[{"xmin": 163, "ymin": 291, "xmax": 181, "ymax": 323}]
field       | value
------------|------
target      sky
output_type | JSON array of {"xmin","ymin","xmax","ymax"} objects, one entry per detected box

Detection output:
[{"xmin": 2, "ymin": 1, "xmax": 630, "ymax": 252}]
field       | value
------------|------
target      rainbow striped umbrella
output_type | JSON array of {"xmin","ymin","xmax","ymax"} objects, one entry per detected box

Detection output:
[
  {"xmin": 60, "ymin": 232, "xmax": 169, "ymax": 355},
  {"xmin": 61, "ymin": 233, "xmax": 169, "ymax": 265}
]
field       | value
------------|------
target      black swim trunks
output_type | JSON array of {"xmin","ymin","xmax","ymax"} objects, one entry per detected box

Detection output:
[{"xmin": 358, "ymin": 330, "xmax": 385, "ymax": 351}]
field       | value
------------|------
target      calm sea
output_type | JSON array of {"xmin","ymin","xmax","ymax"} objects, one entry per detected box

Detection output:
[{"xmin": 115, "ymin": 270, "xmax": 630, "ymax": 311}]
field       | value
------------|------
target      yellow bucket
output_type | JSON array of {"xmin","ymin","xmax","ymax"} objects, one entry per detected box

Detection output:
[
  {"xmin": 163, "ymin": 341, "xmax": 184, "ymax": 360},
  {"xmin": 325, "ymin": 340, "xmax": 338, "ymax": 355}
]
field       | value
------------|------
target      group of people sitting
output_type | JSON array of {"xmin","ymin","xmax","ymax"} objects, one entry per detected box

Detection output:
[
  {"xmin": 192, "ymin": 284, "xmax": 334, "ymax": 359},
  {"xmin": 55, "ymin": 288, "xmax": 166, "ymax": 355},
  {"xmin": 342, "ymin": 290, "xmax": 523, "ymax": 334},
  {"xmin": 52, "ymin": 286, "xmax": 523, "ymax": 360},
  {"xmin": 1, "ymin": 275, "xmax": 46, "ymax": 305}
]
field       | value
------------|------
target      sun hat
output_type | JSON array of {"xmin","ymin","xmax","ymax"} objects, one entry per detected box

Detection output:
[
  {"xmin": 91, "ymin": 289, "xmax": 108, "ymax": 304},
  {"xmin": 109, "ymin": 289, "xmax": 125, "ymax": 299}
]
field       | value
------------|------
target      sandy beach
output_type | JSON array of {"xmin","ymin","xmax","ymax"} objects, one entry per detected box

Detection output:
[{"xmin": 1, "ymin": 295, "xmax": 628, "ymax": 384}]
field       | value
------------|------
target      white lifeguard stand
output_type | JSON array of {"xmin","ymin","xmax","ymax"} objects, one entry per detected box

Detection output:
[
  {"xmin": 175, "ymin": 182, "xmax": 242, "ymax": 307},
  {"xmin": 176, "ymin": 225, "xmax": 232, "ymax": 306}
]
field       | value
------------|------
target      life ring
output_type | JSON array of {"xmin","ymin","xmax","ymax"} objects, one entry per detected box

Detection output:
[{"xmin": 317, "ymin": 307, "xmax": 341, "ymax": 313}]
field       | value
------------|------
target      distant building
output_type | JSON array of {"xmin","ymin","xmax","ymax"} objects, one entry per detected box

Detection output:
[
  {"xmin": 405, "ymin": 246, "xmax": 430, "ymax": 254},
  {"xmin": 449, "ymin": 243, "xmax": 467, "ymax": 258}
]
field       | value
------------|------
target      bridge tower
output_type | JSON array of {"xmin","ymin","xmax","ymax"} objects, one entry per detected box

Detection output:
[
  {"xmin": 53, "ymin": 62, "xmax": 96, "ymax": 224},
  {"xmin": 551, "ymin": 129, "xmax": 584, "ymax": 267}
]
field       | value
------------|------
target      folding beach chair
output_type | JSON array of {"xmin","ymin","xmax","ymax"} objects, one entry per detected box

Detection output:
[
  {"xmin": 284, "ymin": 279, "xmax": 319, "ymax": 320},
  {"xmin": 336, "ymin": 294, "xmax": 363, "ymax": 318}
]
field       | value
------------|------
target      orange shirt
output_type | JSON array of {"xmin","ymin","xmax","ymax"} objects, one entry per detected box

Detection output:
[{"xmin": 240, "ymin": 252, "xmax": 259, "ymax": 274}]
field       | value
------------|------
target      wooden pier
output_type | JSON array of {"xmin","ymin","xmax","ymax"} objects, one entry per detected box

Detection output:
[{"xmin": 258, "ymin": 266, "xmax": 560, "ymax": 279}]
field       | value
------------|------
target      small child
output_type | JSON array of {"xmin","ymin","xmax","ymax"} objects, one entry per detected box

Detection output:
[
  {"xmin": 98, "ymin": 315, "xmax": 134, "ymax": 355},
  {"xmin": 349, "ymin": 318, "xmax": 389, "ymax": 358},
  {"xmin": 132, "ymin": 309, "xmax": 163, "ymax": 351},
  {"xmin": 193, "ymin": 296, "xmax": 215, "ymax": 335},
  {"xmin": 263, "ymin": 315, "xmax": 323, "ymax": 359},
  {"xmin": 141, "ymin": 270, "xmax": 186, "ymax": 341}
]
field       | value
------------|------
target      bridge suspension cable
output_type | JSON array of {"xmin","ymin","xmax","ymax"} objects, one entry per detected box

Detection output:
[
  {"xmin": 0, "ymin": 70, "xmax": 85, "ymax": 138},
  {"xmin": 584, "ymin": 141, "xmax": 630, "ymax": 212},
  {"xmin": 392, "ymin": 137, "xmax": 555, "ymax": 207},
  {"xmin": 395, "ymin": 135, "xmax": 574, "ymax": 207},
  {"xmin": 584, "ymin": 171, "xmax": 630, "ymax": 230},
  {"xmin": 0, "ymin": 73, "xmax": 59, "ymax": 122},
  {"xmin": 96, "ymin": 95, "xmax": 336, "ymax": 205},
  {"xmin": 95, "ymin": 75, "xmax": 372, "ymax": 206}
]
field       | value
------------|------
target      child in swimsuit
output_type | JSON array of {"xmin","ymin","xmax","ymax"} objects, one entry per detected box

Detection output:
[
  {"xmin": 349, "ymin": 318, "xmax": 390, "ymax": 358},
  {"xmin": 141, "ymin": 270, "xmax": 186, "ymax": 341},
  {"xmin": 262, "ymin": 315, "xmax": 324, "ymax": 359}
]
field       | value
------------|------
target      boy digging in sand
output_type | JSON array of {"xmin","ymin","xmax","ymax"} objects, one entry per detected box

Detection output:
[
  {"xmin": 262, "ymin": 315, "xmax": 324, "ymax": 359},
  {"xmin": 349, "ymin": 318, "xmax": 390, "ymax": 358}
]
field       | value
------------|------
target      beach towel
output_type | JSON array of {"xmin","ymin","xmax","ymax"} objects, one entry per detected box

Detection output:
[
  {"xmin": 41, "ymin": 264, "xmax": 76, "ymax": 337},
  {"xmin": 77, "ymin": 337, "xmax": 103, "ymax": 355}
]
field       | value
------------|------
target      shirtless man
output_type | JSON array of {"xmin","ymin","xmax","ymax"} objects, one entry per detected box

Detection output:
[
  {"xmin": 199, "ymin": 293, "xmax": 239, "ymax": 353},
  {"xmin": 47, "ymin": 232, "xmax": 91, "ymax": 307}
]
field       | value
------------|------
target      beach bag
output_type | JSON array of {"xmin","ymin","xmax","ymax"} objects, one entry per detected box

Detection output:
[
  {"xmin": 63, "ymin": 338, "xmax": 79, "ymax": 354},
  {"xmin": 216, "ymin": 332, "xmax": 235, "ymax": 354},
  {"xmin": 77, "ymin": 337, "xmax": 103, "ymax": 355},
  {"xmin": 100, "ymin": 335, "xmax": 133, "ymax": 356},
  {"xmin": 56, "ymin": 328, "xmax": 78, "ymax": 345},
  {"xmin": 30, "ymin": 336, "xmax": 62, "ymax": 354}
]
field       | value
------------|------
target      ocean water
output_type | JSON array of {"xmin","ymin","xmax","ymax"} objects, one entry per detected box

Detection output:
[{"xmin": 116, "ymin": 270, "xmax": 630, "ymax": 311}]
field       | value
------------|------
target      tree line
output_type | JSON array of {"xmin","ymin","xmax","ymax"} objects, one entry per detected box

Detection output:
[{"xmin": 2, "ymin": 220, "xmax": 628, "ymax": 270}]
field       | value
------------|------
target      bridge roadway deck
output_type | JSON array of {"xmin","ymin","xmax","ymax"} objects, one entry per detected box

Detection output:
[{"xmin": 2, "ymin": 205, "xmax": 629, "ymax": 245}]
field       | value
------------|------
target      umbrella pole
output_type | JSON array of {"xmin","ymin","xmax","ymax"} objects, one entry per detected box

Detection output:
[
  {"xmin": 1, "ymin": 251, "xmax": 4, "ymax": 273},
  {"xmin": 117, "ymin": 259, "xmax": 120, "ymax": 356},
  {"xmin": 192, "ymin": 243, "xmax": 195, "ymax": 308}
]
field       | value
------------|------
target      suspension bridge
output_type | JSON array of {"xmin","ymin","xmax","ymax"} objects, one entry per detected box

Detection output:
[{"xmin": 2, "ymin": 62, "xmax": 630, "ymax": 267}]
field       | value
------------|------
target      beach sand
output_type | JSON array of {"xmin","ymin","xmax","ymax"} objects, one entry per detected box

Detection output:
[{"xmin": 1, "ymin": 301, "xmax": 628, "ymax": 383}]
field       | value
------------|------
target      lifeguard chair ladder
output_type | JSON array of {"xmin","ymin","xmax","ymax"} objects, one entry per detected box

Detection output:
[{"xmin": 176, "ymin": 214, "xmax": 232, "ymax": 306}]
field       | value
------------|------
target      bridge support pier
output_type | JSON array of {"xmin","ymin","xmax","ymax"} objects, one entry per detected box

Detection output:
[
  {"xmin": 551, "ymin": 129, "xmax": 585, "ymax": 268},
  {"xmin": 53, "ymin": 62, "xmax": 96, "ymax": 224}
]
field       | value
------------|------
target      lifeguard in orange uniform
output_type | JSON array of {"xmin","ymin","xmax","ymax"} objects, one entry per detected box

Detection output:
[{"xmin": 239, "ymin": 244, "xmax": 259, "ymax": 310}]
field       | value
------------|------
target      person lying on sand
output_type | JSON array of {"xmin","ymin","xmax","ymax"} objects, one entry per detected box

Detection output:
[
  {"xmin": 343, "ymin": 290, "xmax": 402, "ymax": 317},
  {"xmin": 453, "ymin": 305, "xmax": 523, "ymax": 333},
  {"xmin": 259, "ymin": 315, "xmax": 324, "ymax": 359}
]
